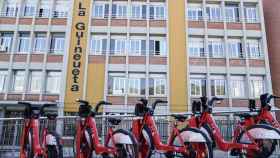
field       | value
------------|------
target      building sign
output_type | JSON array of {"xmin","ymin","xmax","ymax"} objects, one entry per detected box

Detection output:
[{"xmin": 65, "ymin": 0, "xmax": 91, "ymax": 111}]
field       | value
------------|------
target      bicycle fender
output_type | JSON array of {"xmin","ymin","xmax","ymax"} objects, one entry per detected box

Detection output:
[
  {"xmin": 174, "ymin": 128, "xmax": 209, "ymax": 144},
  {"xmin": 108, "ymin": 129, "xmax": 135, "ymax": 145},
  {"xmin": 239, "ymin": 124, "xmax": 280, "ymax": 143}
]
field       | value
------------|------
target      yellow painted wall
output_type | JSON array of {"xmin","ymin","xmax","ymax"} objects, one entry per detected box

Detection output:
[
  {"xmin": 86, "ymin": 63, "xmax": 105, "ymax": 106},
  {"xmin": 64, "ymin": 0, "xmax": 91, "ymax": 112},
  {"xmin": 168, "ymin": 0, "xmax": 188, "ymax": 112}
]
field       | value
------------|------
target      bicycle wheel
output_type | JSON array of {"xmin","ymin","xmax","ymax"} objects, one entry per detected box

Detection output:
[
  {"xmin": 46, "ymin": 132, "xmax": 63, "ymax": 158},
  {"xmin": 237, "ymin": 125, "xmax": 278, "ymax": 158},
  {"xmin": 74, "ymin": 128, "xmax": 93, "ymax": 158},
  {"xmin": 106, "ymin": 129, "xmax": 138, "ymax": 158},
  {"xmin": 165, "ymin": 128, "xmax": 213, "ymax": 158}
]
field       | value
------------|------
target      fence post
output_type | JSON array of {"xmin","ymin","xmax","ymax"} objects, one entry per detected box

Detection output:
[{"xmin": 12, "ymin": 120, "xmax": 18, "ymax": 158}]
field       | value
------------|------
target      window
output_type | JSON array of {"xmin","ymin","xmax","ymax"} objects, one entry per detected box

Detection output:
[
  {"xmin": 112, "ymin": 4, "xmax": 127, "ymax": 19},
  {"xmin": 90, "ymin": 36, "xmax": 107, "ymax": 55},
  {"xmin": 18, "ymin": 33, "xmax": 30, "ymax": 53},
  {"xmin": 187, "ymin": 4, "xmax": 203, "ymax": 21},
  {"xmin": 149, "ymin": 74, "xmax": 166, "ymax": 96},
  {"xmin": 149, "ymin": 39, "xmax": 166, "ymax": 56},
  {"xmin": 2, "ymin": 0, "xmax": 18, "ymax": 17},
  {"xmin": 211, "ymin": 76, "xmax": 226, "ymax": 96},
  {"xmin": 23, "ymin": 0, "xmax": 36, "ymax": 16},
  {"xmin": 250, "ymin": 76, "xmax": 264, "ymax": 98},
  {"xmin": 225, "ymin": 5, "xmax": 239, "ymax": 22},
  {"xmin": 206, "ymin": 5, "xmax": 222, "ymax": 22},
  {"xmin": 0, "ymin": 71, "xmax": 8, "ymax": 92},
  {"xmin": 228, "ymin": 39, "xmax": 242, "ymax": 58},
  {"xmin": 189, "ymin": 38, "xmax": 204, "ymax": 57},
  {"xmin": 46, "ymin": 71, "xmax": 61, "ymax": 94},
  {"xmin": 53, "ymin": 0, "xmax": 69, "ymax": 18},
  {"xmin": 50, "ymin": 34, "xmax": 65, "ymax": 54},
  {"xmin": 129, "ymin": 39, "xmax": 146, "ymax": 55},
  {"xmin": 245, "ymin": 6, "xmax": 258, "ymax": 23},
  {"xmin": 12, "ymin": 70, "xmax": 25, "ymax": 92},
  {"xmin": 131, "ymin": 4, "xmax": 147, "ymax": 19},
  {"xmin": 150, "ymin": 5, "xmax": 165, "ymax": 19},
  {"xmin": 108, "ymin": 73, "xmax": 126, "ymax": 95},
  {"xmin": 128, "ymin": 74, "xmax": 145, "ymax": 96},
  {"xmin": 208, "ymin": 39, "xmax": 224, "ymax": 57},
  {"xmin": 28, "ymin": 71, "xmax": 42, "ymax": 93},
  {"xmin": 38, "ymin": 0, "xmax": 51, "ymax": 17},
  {"xmin": 0, "ymin": 32, "xmax": 13, "ymax": 52},
  {"xmin": 34, "ymin": 33, "xmax": 47, "ymax": 53},
  {"xmin": 247, "ymin": 39, "xmax": 262, "ymax": 58},
  {"xmin": 110, "ymin": 37, "xmax": 126, "ymax": 55},
  {"xmin": 190, "ymin": 75, "xmax": 206, "ymax": 97},
  {"xmin": 92, "ymin": 3, "xmax": 109, "ymax": 18},
  {"xmin": 230, "ymin": 76, "xmax": 245, "ymax": 98}
]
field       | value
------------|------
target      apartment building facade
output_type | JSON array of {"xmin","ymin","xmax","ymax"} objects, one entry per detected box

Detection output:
[{"xmin": 0, "ymin": 0, "xmax": 272, "ymax": 117}]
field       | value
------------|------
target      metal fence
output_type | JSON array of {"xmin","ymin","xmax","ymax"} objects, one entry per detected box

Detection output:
[{"xmin": 0, "ymin": 115, "xmax": 279, "ymax": 158}]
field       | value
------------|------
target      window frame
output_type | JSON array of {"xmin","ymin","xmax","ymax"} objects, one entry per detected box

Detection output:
[
  {"xmin": 228, "ymin": 39, "xmax": 242, "ymax": 58},
  {"xmin": 50, "ymin": 34, "xmax": 65, "ymax": 54},
  {"xmin": 112, "ymin": 77, "xmax": 126, "ymax": 95},
  {"xmin": 33, "ymin": 33, "xmax": 47, "ymax": 53},
  {"xmin": 206, "ymin": 5, "xmax": 222, "ymax": 22},
  {"xmin": 90, "ymin": 35, "xmax": 107, "ymax": 55},
  {"xmin": 28, "ymin": 71, "xmax": 42, "ymax": 93},
  {"xmin": 18, "ymin": 34, "xmax": 30, "ymax": 53},
  {"xmin": 230, "ymin": 76, "xmax": 246, "ymax": 98},
  {"xmin": 110, "ymin": 37, "xmax": 127, "ymax": 55},
  {"xmin": 149, "ymin": 37, "xmax": 167, "ymax": 56},
  {"xmin": 12, "ymin": 70, "xmax": 25, "ymax": 92},
  {"xmin": 149, "ymin": 4, "xmax": 166, "ymax": 20},
  {"xmin": 46, "ymin": 71, "xmax": 61, "ymax": 94},
  {"xmin": 208, "ymin": 39, "xmax": 224, "ymax": 58},
  {"xmin": 245, "ymin": 6, "xmax": 258, "ymax": 23},
  {"xmin": 189, "ymin": 38, "xmax": 204, "ymax": 57},
  {"xmin": 250, "ymin": 76, "xmax": 264, "ymax": 98},
  {"xmin": 0, "ymin": 70, "xmax": 8, "ymax": 92},
  {"xmin": 247, "ymin": 39, "xmax": 262, "ymax": 59},
  {"xmin": 225, "ymin": 6, "xmax": 239, "ymax": 22},
  {"xmin": 149, "ymin": 74, "xmax": 166, "ymax": 96},
  {"xmin": 187, "ymin": 4, "xmax": 203, "ymax": 21},
  {"xmin": 211, "ymin": 76, "xmax": 226, "ymax": 97},
  {"xmin": 0, "ymin": 33, "xmax": 13, "ymax": 52}
]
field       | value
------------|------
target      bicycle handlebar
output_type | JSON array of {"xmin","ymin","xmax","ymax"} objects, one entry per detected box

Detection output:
[
  {"xmin": 151, "ymin": 100, "xmax": 168, "ymax": 111},
  {"xmin": 209, "ymin": 97, "xmax": 224, "ymax": 107},
  {"xmin": 40, "ymin": 103, "xmax": 57, "ymax": 114},
  {"xmin": 76, "ymin": 99, "xmax": 89, "ymax": 106},
  {"xmin": 94, "ymin": 101, "xmax": 112, "ymax": 113}
]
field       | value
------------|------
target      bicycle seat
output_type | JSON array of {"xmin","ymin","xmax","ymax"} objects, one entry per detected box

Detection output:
[
  {"xmin": 108, "ymin": 117, "xmax": 121, "ymax": 125},
  {"xmin": 46, "ymin": 113, "xmax": 58, "ymax": 120},
  {"xmin": 171, "ymin": 114, "xmax": 187, "ymax": 122}
]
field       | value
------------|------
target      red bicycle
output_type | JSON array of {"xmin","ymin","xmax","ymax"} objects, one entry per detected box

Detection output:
[
  {"xmin": 234, "ymin": 93, "xmax": 280, "ymax": 157},
  {"xmin": 74, "ymin": 100, "xmax": 138, "ymax": 158},
  {"xmin": 19, "ymin": 102, "xmax": 63, "ymax": 158},
  {"xmin": 132, "ymin": 99, "xmax": 213, "ymax": 158},
  {"xmin": 189, "ymin": 96, "xmax": 280, "ymax": 158}
]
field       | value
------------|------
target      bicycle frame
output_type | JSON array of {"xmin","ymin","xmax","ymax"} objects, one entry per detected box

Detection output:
[
  {"xmin": 20, "ymin": 118, "xmax": 44, "ymax": 158},
  {"xmin": 132, "ymin": 113, "xmax": 188, "ymax": 154},
  {"xmin": 188, "ymin": 111, "xmax": 259, "ymax": 152},
  {"xmin": 255, "ymin": 107, "xmax": 280, "ymax": 129},
  {"xmin": 75, "ymin": 116, "xmax": 117, "ymax": 158}
]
